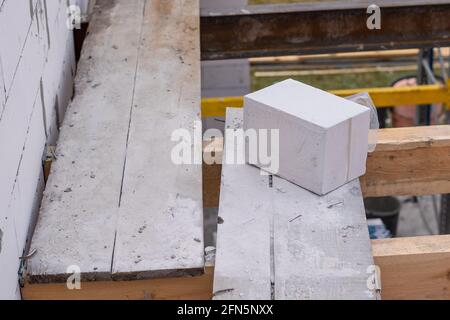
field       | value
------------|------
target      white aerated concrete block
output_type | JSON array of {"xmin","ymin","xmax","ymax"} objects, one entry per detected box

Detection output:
[
  {"xmin": 0, "ymin": 0, "xmax": 75, "ymax": 299},
  {"xmin": 244, "ymin": 79, "xmax": 371, "ymax": 195}
]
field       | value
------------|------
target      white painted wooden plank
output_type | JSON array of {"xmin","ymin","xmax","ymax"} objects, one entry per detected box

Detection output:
[
  {"xmin": 28, "ymin": 0, "xmax": 146, "ymax": 282},
  {"xmin": 112, "ymin": 0, "xmax": 204, "ymax": 279},
  {"xmin": 215, "ymin": 108, "xmax": 375, "ymax": 300},
  {"xmin": 213, "ymin": 109, "xmax": 272, "ymax": 300},
  {"xmin": 272, "ymin": 177, "xmax": 375, "ymax": 299}
]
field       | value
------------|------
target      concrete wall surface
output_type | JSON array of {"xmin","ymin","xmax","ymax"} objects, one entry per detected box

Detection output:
[{"xmin": 0, "ymin": 0, "xmax": 76, "ymax": 299}]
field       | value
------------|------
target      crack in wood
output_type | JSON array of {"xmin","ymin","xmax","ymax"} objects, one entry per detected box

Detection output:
[
  {"xmin": 270, "ymin": 196, "xmax": 275, "ymax": 300},
  {"xmin": 118, "ymin": 0, "xmax": 147, "ymax": 208}
]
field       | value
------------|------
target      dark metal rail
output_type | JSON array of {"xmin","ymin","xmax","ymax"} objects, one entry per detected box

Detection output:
[{"xmin": 201, "ymin": 0, "xmax": 450, "ymax": 60}]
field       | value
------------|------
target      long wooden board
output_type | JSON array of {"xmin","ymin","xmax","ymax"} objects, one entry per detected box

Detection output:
[
  {"xmin": 111, "ymin": 0, "xmax": 203, "ymax": 280},
  {"xmin": 27, "ymin": 0, "xmax": 145, "ymax": 282},
  {"xmin": 213, "ymin": 108, "xmax": 375, "ymax": 300},
  {"xmin": 27, "ymin": 0, "xmax": 203, "ymax": 284},
  {"xmin": 213, "ymin": 156, "xmax": 272, "ymax": 299}
]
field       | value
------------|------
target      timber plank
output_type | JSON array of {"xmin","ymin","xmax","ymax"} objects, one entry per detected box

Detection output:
[
  {"xmin": 111, "ymin": 0, "xmax": 204, "ymax": 279},
  {"xmin": 28, "ymin": 0, "xmax": 146, "ymax": 282},
  {"xmin": 371, "ymin": 125, "xmax": 450, "ymax": 152},
  {"xmin": 22, "ymin": 267, "xmax": 214, "ymax": 300},
  {"xmin": 28, "ymin": 0, "xmax": 203, "ymax": 283},
  {"xmin": 362, "ymin": 125, "xmax": 450, "ymax": 197},
  {"xmin": 214, "ymin": 108, "xmax": 375, "ymax": 300},
  {"xmin": 272, "ymin": 177, "xmax": 374, "ymax": 299},
  {"xmin": 213, "ymin": 111, "xmax": 272, "ymax": 299}
]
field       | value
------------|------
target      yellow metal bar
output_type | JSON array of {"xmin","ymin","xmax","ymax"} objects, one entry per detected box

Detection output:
[
  {"xmin": 201, "ymin": 83, "xmax": 450, "ymax": 118},
  {"xmin": 331, "ymin": 84, "xmax": 449, "ymax": 108},
  {"xmin": 202, "ymin": 96, "xmax": 244, "ymax": 118}
]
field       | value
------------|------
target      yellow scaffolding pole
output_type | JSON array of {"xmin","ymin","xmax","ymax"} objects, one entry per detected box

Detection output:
[{"xmin": 201, "ymin": 82, "xmax": 450, "ymax": 118}]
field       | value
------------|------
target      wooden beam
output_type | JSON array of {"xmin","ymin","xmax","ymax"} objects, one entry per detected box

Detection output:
[
  {"xmin": 22, "ymin": 235, "xmax": 450, "ymax": 300},
  {"xmin": 22, "ymin": 267, "xmax": 214, "ymax": 300},
  {"xmin": 373, "ymin": 235, "xmax": 450, "ymax": 300},
  {"xmin": 203, "ymin": 125, "xmax": 450, "ymax": 208},
  {"xmin": 361, "ymin": 125, "xmax": 450, "ymax": 197}
]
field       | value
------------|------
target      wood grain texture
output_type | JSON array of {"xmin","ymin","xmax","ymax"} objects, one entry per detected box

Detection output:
[
  {"xmin": 203, "ymin": 163, "xmax": 222, "ymax": 208},
  {"xmin": 202, "ymin": 137, "xmax": 224, "ymax": 208},
  {"xmin": 23, "ymin": 235, "xmax": 450, "ymax": 300},
  {"xmin": 372, "ymin": 125, "xmax": 450, "ymax": 151},
  {"xmin": 213, "ymin": 119, "xmax": 272, "ymax": 299},
  {"xmin": 28, "ymin": 0, "xmax": 146, "ymax": 283},
  {"xmin": 111, "ymin": 0, "xmax": 204, "ymax": 280},
  {"xmin": 372, "ymin": 235, "xmax": 450, "ymax": 300},
  {"xmin": 362, "ymin": 125, "xmax": 450, "ymax": 197},
  {"xmin": 22, "ymin": 267, "xmax": 214, "ymax": 300},
  {"xmin": 213, "ymin": 108, "xmax": 374, "ymax": 300},
  {"xmin": 28, "ymin": 0, "xmax": 203, "ymax": 283}
]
